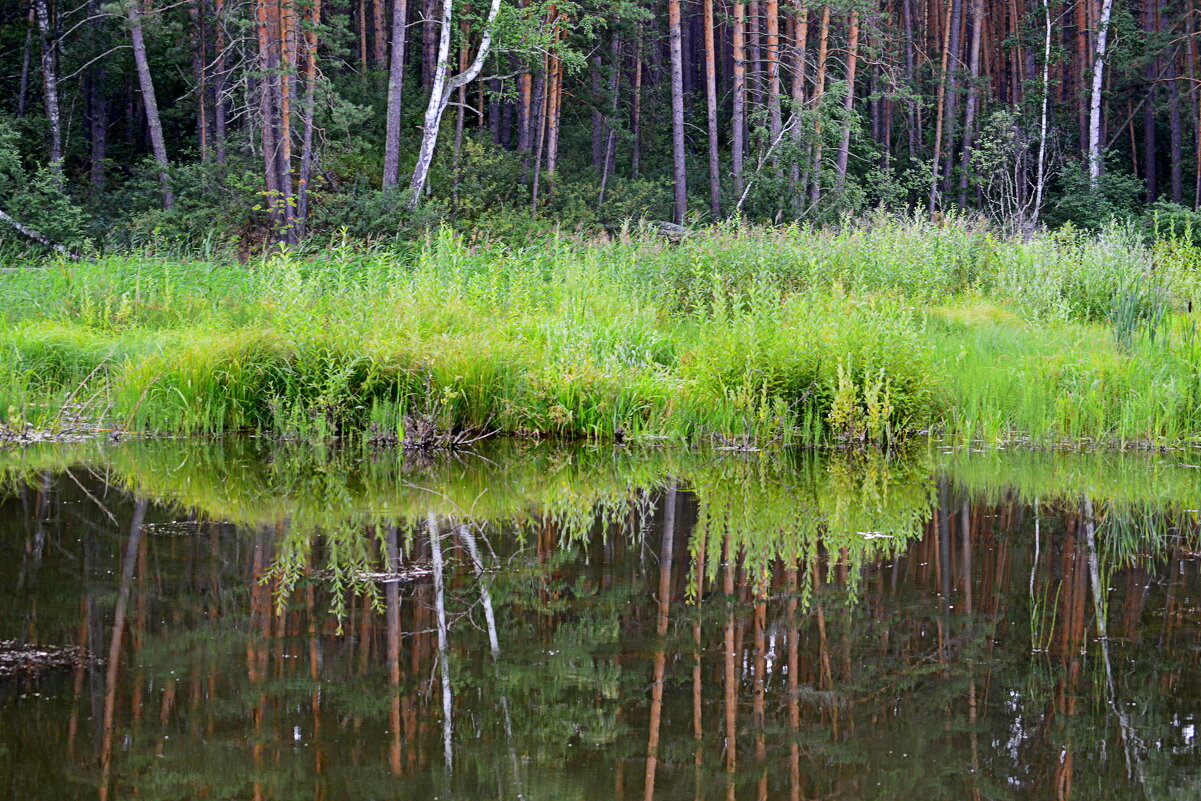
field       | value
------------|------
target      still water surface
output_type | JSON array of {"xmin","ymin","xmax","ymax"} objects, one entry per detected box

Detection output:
[{"xmin": 1, "ymin": 441, "xmax": 1200, "ymax": 800}]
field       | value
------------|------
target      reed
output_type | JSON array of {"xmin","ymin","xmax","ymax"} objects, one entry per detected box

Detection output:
[{"xmin": 3, "ymin": 215, "xmax": 1201, "ymax": 447}]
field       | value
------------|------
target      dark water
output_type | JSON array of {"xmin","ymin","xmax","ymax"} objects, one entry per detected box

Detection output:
[{"xmin": 2, "ymin": 441, "xmax": 1201, "ymax": 800}]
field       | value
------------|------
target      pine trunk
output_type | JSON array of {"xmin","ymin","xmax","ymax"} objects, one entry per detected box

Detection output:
[
  {"xmin": 956, "ymin": 0, "xmax": 984, "ymax": 206},
  {"xmin": 669, "ymin": 0, "xmax": 688, "ymax": 224},
  {"xmin": 704, "ymin": 0, "xmax": 721, "ymax": 217},
  {"xmin": 834, "ymin": 10, "xmax": 859, "ymax": 192},
  {"xmin": 296, "ymin": 0, "xmax": 320, "ymax": 236},
  {"xmin": 382, "ymin": 0, "xmax": 409, "ymax": 188},
  {"xmin": 733, "ymin": 1, "xmax": 747, "ymax": 197},
  {"xmin": 808, "ymin": 5, "xmax": 830, "ymax": 207}
]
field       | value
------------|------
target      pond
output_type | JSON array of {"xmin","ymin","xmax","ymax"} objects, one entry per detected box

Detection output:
[{"xmin": 1, "ymin": 440, "xmax": 1199, "ymax": 800}]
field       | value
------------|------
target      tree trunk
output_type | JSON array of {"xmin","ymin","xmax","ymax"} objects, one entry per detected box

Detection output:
[
  {"xmin": 373, "ymin": 0, "xmax": 387, "ymax": 66},
  {"xmin": 733, "ymin": 1, "xmax": 747, "ymax": 198},
  {"xmin": 747, "ymin": 0, "xmax": 762, "ymax": 109},
  {"xmin": 1167, "ymin": 20, "xmax": 1183, "ymax": 202},
  {"xmin": 382, "ymin": 0, "xmax": 409, "ymax": 188},
  {"xmin": 765, "ymin": 0, "xmax": 781, "ymax": 145},
  {"xmin": 1033, "ymin": 0, "xmax": 1052, "ymax": 220},
  {"xmin": 631, "ymin": 35, "xmax": 643, "ymax": 177},
  {"xmin": 529, "ymin": 56, "xmax": 549, "ymax": 214},
  {"xmin": 1087, "ymin": 0, "xmax": 1116, "ymax": 186},
  {"xmin": 929, "ymin": 0, "xmax": 953, "ymax": 209},
  {"xmin": 808, "ymin": 5, "xmax": 830, "ymax": 207},
  {"xmin": 1141, "ymin": 0, "xmax": 1160, "ymax": 201},
  {"xmin": 191, "ymin": 0, "xmax": 210, "ymax": 160},
  {"xmin": 603, "ymin": 31, "xmax": 622, "ymax": 181},
  {"xmin": 1190, "ymin": 4, "xmax": 1201, "ymax": 207},
  {"xmin": 903, "ymin": 0, "xmax": 917, "ymax": 160},
  {"xmin": 834, "ymin": 10, "xmax": 860, "ymax": 192},
  {"xmin": 128, "ymin": 0, "xmax": 174, "ymax": 209},
  {"xmin": 214, "ymin": 0, "xmax": 228, "ymax": 164},
  {"xmin": 87, "ymin": 71, "xmax": 107, "ymax": 194},
  {"xmin": 939, "ymin": 0, "xmax": 964, "ymax": 198},
  {"xmin": 296, "ymin": 0, "xmax": 320, "ymax": 236},
  {"xmin": 0, "ymin": 206, "xmax": 70, "ymax": 254},
  {"xmin": 407, "ymin": 0, "xmax": 503, "ymax": 207},
  {"xmin": 591, "ymin": 51, "xmax": 605, "ymax": 168},
  {"xmin": 668, "ymin": 0, "xmax": 688, "ymax": 224},
  {"xmin": 704, "ymin": 0, "xmax": 721, "ymax": 217},
  {"xmin": 34, "ymin": 0, "xmax": 63, "ymax": 175},
  {"xmin": 789, "ymin": 5, "xmax": 808, "ymax": 213},
  {"xmin": 956, "ymin": 0, "xmax": 984, "ymax": 206},
  {"xmin": 87, "ymin": 0, "xmax": 108, "ymax": 194},
  {"xmin": 18, "ymin": 4, "xmax": 35, "ymax": 118}
]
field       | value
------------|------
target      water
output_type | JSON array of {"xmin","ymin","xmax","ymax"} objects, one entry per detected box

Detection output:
[{"xmin": 2, "ymin": 440, "xmax": 1200, "ymax": 800}]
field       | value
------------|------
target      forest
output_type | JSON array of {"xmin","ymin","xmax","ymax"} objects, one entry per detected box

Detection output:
[{"xmin": 3, "ymin": 0, "xmax": 1201, "ymax": 250}]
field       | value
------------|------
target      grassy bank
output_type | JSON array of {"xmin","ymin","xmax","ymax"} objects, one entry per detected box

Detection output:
[{"xmin": 3, "ymin": 214, "xmax": 1201, "ymax": 448}]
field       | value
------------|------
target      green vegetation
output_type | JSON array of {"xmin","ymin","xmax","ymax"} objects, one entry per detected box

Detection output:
[{"xmin": 4, "ymin": 215, "xmax": 1201, "ymax": 448}]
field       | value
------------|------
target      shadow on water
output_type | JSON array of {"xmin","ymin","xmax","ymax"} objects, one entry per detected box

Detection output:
[{"xmin": 2, "ymin": 439, "xmax": 1201, "ymax": 800}]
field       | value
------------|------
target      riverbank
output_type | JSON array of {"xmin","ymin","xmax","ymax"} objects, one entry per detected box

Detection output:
[{"xmin": 3, "ymin": 216, "xmax": 1201, "ymax": 448}]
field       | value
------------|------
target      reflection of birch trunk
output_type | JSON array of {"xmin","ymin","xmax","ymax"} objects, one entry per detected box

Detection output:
[
  {"xmin": 99, "ymin": 497, "xmax": 147, "ymax": 801},
  {"xmin": 460, "ymin": 525, "xmax": 499, "ymax": 657},
  {"xmin": 428, "ymin": 512, "xmax": 453, "ymax": 773},
  {"xmin": 644, "ymin": 482, "xmax": 676, "ymax": 801},
  {"xmin": 1084, "ymin": 497, "xmax": 1147, "ymax": 789},
  {"xmin": 460, "ymin": 522, "xmax": 522, "ymax": 791}
]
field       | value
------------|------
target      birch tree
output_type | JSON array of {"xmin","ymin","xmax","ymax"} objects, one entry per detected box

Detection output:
[
  {"xmin": 407, "ymin": 0, "xmax": 504, "ymax": 207},
  {"xmin": 1087, "ymin": 0, "xmax": 1116, "ymax": 186}
]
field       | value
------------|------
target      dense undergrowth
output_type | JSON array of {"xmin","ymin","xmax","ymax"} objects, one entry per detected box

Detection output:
[{"xmin": 3, "ymin": 213, "xmax": 1201, "ymax": 448}]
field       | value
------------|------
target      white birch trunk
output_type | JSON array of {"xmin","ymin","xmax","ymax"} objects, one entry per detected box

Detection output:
[
  {"xmin": 407, "ymin": 0, "xmax": 503, "ymax": 207},
  {"xmin": 1088, "ymin": 0, "xmax": 1116, "ymax": 186},
  {"xmin": 1033, "ymin": 0, "xmax": 1052, "ymax": 220}
]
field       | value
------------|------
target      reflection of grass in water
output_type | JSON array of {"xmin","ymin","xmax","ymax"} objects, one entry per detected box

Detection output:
[{"xmin": 4, "ymin": 439, "xmax": 1201, "ymax": 615}]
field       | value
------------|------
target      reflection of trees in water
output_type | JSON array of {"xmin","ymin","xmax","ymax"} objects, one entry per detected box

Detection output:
[{"xmin": 2, "ymin": 444, "xmax": 1201, "ymax": 799}]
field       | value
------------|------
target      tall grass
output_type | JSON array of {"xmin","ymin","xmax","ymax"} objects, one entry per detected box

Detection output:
[{"xmin": 3, "ymin": 214, "xmax": 1201, "ymax": 446}]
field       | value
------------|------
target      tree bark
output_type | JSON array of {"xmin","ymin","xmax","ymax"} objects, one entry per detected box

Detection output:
[
  {"xmin": 789, "ymin": 4, "xmax": 808, "ymax": 213},
  {"xmin": 765, "ymin": 0, "xmax": 782, "ymax": 146},
  {"xmin": 214, "ymin": 0, "xmax": 228, "ymax": 164},
  {"xmin": 407, "ymin": 0, "xmax": 503, "ymax": 206},
  {"xmin": 1087, "ymin": 0, "xmax": 1116, "ymax": 186},
  {"xmin": 668, "ymin": 0, "xmax": 688, "ymax": 224},
  {"xmin": 373, "ymin": 0, "xmax": 387, "ymax": 66},
  {"xmin": 34, "ymin": 0, "xmax": 63, "ymax": 175},
  {"xmin": 18, "ymin": 4, "xmax": 35, "ymax": 118},
  {"xmin": 808, "ymin": 5, "xmax": 830, "ymax": 207},
  {"xmin": 0, "ymin": 206, "xmax": 70, "ymax": 255},
  {"xmin": 1033, "ymin": 0, "xmax": 1052, "ymax": 220},
  {"xmin": 1142, "ymin": 0, "xmax": 1158, "ymax": 201},
  {"xmin": 704, "ymin": 0, "xmax": 721, "ymax": 217},
  {"xmin": 929, "ymin": 0, "xmax": 953, "ymax": 208},
  {"xmin": 903, "ymin": 0, "xmax": 917, "ymax": 160},
  {"xmin": 382, "ymin": 0, "xmax": 409, "ymax": 188},
  {"xmin": 296, "ymin": 0, "xmax": 320, "ymax": 236},
  {"xmin": 834, "ymin": 10, "xmax": 860, "ymax": 192},
  {"xmin": 956, "ymin": 0, "xmax": 984, "ymax": 206},
  {"xmin": 128, "ymin": 0, "xmax": 175, "ymax": 209},
  {"xmin": 631, "ymin": 35, "xmax": 643, "ymax": 177},
  {"xmin": 733, "ymin": 1, "xmax": 748, "ymax": 198}
]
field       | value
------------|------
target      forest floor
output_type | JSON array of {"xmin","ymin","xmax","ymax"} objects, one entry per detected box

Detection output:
[{"xmin": 3, "ymin": 216, "xmax": 1201, "ymax": 450}]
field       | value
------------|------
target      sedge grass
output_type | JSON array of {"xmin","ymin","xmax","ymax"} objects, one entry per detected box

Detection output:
[{"xmin": 3, "ymin": 215, "xmax": 1201, "ymax": 448}]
